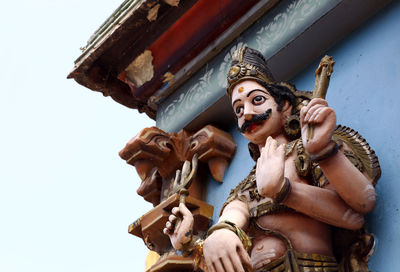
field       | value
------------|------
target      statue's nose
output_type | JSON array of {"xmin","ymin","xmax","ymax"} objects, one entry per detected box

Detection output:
[{"xmin": 244, "ymin": 112, "xmax": 254, "ymax": 121}]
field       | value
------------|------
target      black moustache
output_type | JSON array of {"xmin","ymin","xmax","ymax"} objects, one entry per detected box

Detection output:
[{"xmin": 239, "ymin": 109, "xmax": 272, "ymax": 133}]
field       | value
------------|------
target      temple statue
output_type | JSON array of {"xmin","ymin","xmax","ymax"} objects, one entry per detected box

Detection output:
[{"xmin": 164, "ymin": 47, "xmax": 380, "ymax": 272}]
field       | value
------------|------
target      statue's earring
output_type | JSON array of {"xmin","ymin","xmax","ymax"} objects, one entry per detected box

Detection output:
[{"xmin": 284, "ymin": 114, "xmax": 301, "ymax": 140}]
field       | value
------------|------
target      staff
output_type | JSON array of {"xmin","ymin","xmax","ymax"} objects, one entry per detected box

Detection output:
[{"xmin": 307, "ymin": 55, "xmax": 335, "ymax": 141}]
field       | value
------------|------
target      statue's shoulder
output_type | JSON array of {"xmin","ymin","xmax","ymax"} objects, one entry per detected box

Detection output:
[{"xmin": 219, "ymin": 168, "xmax": 256, "ymax": 215}]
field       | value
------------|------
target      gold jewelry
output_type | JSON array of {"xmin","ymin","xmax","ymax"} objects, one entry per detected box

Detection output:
[
  {"xmin": 207, "ymin": 221, "xmax": 236, "ymax": 237},
  {"xmin": 207, "ymin": 220, "xmax": 252, "ymax": 252},
  {"xmin": 192, "ymin": 239, "xmax": 203, "ymax": 271},
  {"xmin": 274, "ymin": 177, "xmax": 291, "ymax": 203},
  {"xmin": 178, "ymin": 238, "xmax": 204, "ymax": 270},
  {"xmin": 284, "ymin": 114, "xmax": 301, "ymax": 140}
]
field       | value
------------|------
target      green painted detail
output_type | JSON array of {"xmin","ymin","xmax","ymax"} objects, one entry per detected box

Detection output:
[{"xmin": 157, "ymin": 0, "xmax": 340, "ymax": 132}]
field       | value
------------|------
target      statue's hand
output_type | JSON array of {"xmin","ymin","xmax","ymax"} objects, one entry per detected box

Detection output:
[
  {"xmin": 300, "ymin": 98, "xmax": 336, "ymax": 155},
  {"xmin": 256, "ymin": 136, "xmax": 285, "ymax": 199},
  {"xmin": 163, "ymin": 203, "xmax": 194, "ymax": 251},
  {"xmin": 203, "ymin": 229, "xmax": 252, "ymax": 272}
]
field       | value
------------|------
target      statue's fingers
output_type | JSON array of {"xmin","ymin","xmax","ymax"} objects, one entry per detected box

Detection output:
[
  {"xmin": 166, "ymin": 221, "xmax": 174, "ymax": 230},
  {"xmin": 178, "ymin": 203, "xmax": 194, "ymax": 221},
  {"xmin": 268, "ymin": 138, "xmax": 278, "ymax": 156},
  {"xmin": 178, "ymin": 203, "xmax": 190, "ymax": 216},
  {"xmin": 308, "ymin": 98, "xmax": 328, "ymax": 108},
  {"xmin": 311, "ymin": 107, "xmax": 335, "ymax": 124},
  {"xmin": 205, "ymin": 259, "xmax": 216, "ymax": 272},
  {"xmin": 263, "ymin": 136, "xmax": 272, "ymax": 158},
  {"xmin": 163, "ymin": 227, "xmax": 171, "ymax": 236},
  {"xmin": 308, "ymin": 106, "xmax": 324, "ymax": 123},
  {"xmin": 221, "ymin": 255, "xmax": 236, "ymax": 272},
  {"xmin": 169, "ymin": 214, "xmax": 177, "ymax": 224},
  {"xmin": 304, "ymin": 104, "xmax": 324, "ymax": 123},
  {"xmin": 237, "ymin": 245, "xmax": 252, "ymax": 272},
  {"xmin": 213, "ymin": 260, "xmax": 225, "ymax": 272},
  {"xmin": 260, "ymin": 145, "xmax": 267, "ymax": 159},
  {"xmin": 171, "ymin": 207, "xmax": 180, "ymax": 216},
  {"xmin": 256, "ymin": 158, "xmax": 262, "ymax": 175},
  {"xmin": 277, "ymin": 143, "xmax": 286, "ymax": 158},
  {"xmin": 230, "ymin": 253, "xmax": 245, "ymax": 272},
  {"xmin": 300, "ymin": 105, "xmax": 308, "ymax": 125}
]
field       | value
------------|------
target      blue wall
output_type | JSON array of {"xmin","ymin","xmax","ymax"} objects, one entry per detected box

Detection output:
[{"xmin": 207, "ymin": 1, "xmax": 400, "ymax": 270}]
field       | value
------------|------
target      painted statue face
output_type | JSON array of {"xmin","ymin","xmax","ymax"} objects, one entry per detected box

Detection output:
[{"xmin": 231, "ymin": 80, "xmax": 285, "ymax": 145}]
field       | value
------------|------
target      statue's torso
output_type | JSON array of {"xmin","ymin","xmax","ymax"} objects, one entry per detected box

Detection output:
[{"xmin": 245, "ymin": 152, "xmax": 334, "ymax": 270}]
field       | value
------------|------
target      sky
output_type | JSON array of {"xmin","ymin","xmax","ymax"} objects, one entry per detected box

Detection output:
[{"xmin": 0, "ymin": 1, "xmax": 155, "ymax": 271}]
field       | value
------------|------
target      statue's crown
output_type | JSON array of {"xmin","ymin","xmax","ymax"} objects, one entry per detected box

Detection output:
[{"xmin": 227, "ymin": 47, "xmax": 276, "ymax": 96}]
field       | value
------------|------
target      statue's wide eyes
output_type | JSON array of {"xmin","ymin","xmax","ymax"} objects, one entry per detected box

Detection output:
[{"xmin": 253, "ymin": 95, "xmax": 266, "ymax": 105}]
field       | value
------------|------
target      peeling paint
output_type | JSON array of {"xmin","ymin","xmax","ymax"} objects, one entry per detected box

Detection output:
[
  {"xmin": 163, "ymin": 72, "xmax": 175, "ymax": 85},
  {"xmin": 164, "ymin": 0, "xmax": 180, "ymax": 7},
  {"xmin": 125, "ymin": 50, "xmax": 154, "ymax": 87},
  {"xmin": 147, "ymin": 4, "xmax": 160, "ymax": 22}
]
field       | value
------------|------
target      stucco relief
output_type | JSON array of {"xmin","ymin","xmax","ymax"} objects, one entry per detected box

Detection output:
[
  {"xmin": 255, "ymin": 0, "xmax": 326, "ymax": 52},
  {"xmin": 159, "ymin": 68, "xmax": 214, "ymax": 129}
]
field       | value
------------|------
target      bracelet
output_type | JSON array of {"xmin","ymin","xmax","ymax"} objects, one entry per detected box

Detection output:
[
  {"xmin": 207, "ymin": 220, "xmax": 252, "ymax": 252},
  {"xmin": 193, "ymin": 239, "xmax": 204, "ymax": 271},
  {"xmin": 207, "ymin": 221, "xmax": 236, "ymax": 236},
  {"xmin": 178, "ymin": 238, "xmax": 204, "ymax": 271},
  {"xmin": 274, "ymin": 177, "xmax": 291, "ymax": 203},
  {"xmin": 180, "ymin": 237, "xmax": 195, "ymax": 255},
  {"xmin": 308, "ymin": 141, "xmax": 339, "ymax": 162}
]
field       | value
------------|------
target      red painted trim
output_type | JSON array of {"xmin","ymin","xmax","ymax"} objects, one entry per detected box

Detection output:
[{"xmin": 128, "ymin": 0, "xmax": 259, "ymax": 99}]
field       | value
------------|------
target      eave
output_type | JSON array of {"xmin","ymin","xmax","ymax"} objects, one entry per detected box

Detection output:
[{"xmin": 68, "ymin": 0, "xmax": 269, "ymax": 119}]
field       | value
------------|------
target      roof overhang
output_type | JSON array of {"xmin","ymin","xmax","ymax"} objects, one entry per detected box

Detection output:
[{"xmin": 68, "ymin": 0, "xmax": 273, "ymax": 119}]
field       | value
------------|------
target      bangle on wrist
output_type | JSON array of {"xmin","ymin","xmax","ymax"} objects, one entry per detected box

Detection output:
[
  {"xmin": 178, "ymin": 238, "xmax": 204, "ymax": 271},
  {"xmin": 207, "ymin": 220, "xmax": 252, "ymax": 252},
  {"xmin": 308, "ymin": 141, "xmax": 339, "ymax": 162},
  {"xmin": 274, "ymin": 177, "xmax": 291, "ymax": 203},
  {"xmin": 192, "ymin": 239, "xmax": 204, "ymax": 271},
  {"xmin": 179, "ymin": 236, "xmax": 195, "ymax": 254}
]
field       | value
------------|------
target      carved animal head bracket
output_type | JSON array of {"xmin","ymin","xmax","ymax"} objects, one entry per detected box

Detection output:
[{"xmin": 119, "ymin": 125, "xmax": 236, "ymax": 206}]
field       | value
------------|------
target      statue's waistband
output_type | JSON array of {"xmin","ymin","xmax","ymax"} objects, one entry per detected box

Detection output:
[{"xmin": 255, "ymin": 250, "xmax": 338, "ymax": 272}]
